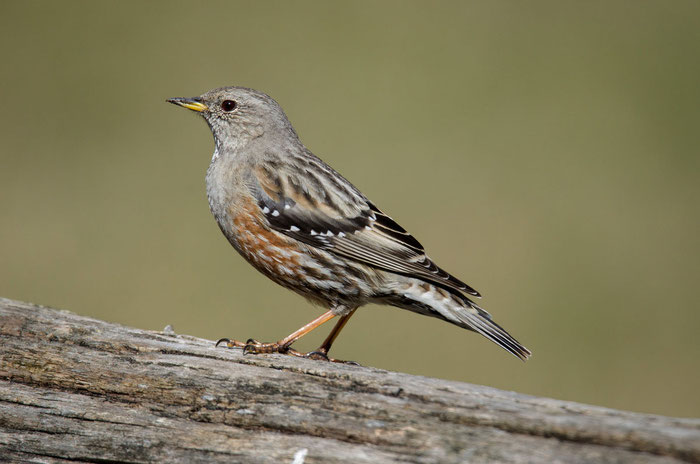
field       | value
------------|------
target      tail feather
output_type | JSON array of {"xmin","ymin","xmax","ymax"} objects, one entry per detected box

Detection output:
[
  {"xmin": 385, "ymin": 281, "xmax": 532, "ymax": 361},
  {"xmin": 458, "ymin": 302, "xmax": 531, "ymax": 361}
]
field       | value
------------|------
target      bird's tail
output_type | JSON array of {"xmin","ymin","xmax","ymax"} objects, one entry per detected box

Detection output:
[{"xmin": 381, "ymin": 281, "xmax": 531, "ymax": 361}]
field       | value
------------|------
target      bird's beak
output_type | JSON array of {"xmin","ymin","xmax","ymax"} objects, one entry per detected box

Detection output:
[{"xmin": 166, "ymin": 97, "xmax": 209, "ymax": 113}]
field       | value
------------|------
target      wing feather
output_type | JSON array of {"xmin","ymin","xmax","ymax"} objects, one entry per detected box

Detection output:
[{"xmin": 251, "ymin": 161, "xmax": 480, "ymax": 297}]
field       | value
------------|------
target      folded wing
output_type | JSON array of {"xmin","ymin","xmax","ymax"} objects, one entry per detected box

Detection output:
[{"xmin": 251, "ymin": 160, "xmax": 480, "ymax": 297}]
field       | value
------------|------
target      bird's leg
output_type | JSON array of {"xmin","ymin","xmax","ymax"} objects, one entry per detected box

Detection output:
[
  {"xmin": 216, "ymin": 310, "xmax": 337, "ymax": 355},
  {"xmin": 305, "ymin": 308, "xmax": 359, "ymax": 364}
]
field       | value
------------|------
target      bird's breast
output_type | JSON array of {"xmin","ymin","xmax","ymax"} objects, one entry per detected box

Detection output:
[
  {"xmin": 205, "ymin": 154, "xmax": 247, "ymax": 226},
  {"xmin": 226, "ymin": 196, "xmax": 319, "ymax": 289}
]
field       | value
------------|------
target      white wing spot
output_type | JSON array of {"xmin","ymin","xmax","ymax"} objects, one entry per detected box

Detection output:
[
  {"xmin": 326, "ymin": 231, "xmax": 334, "ymax": 237},
  {"xmin": 284, "ymin": 204, "xmax": 291, "ymax": 210},
  {"xmin": 365, "ymin": 225, "xmax": 372, "ymax": 230},
  {"xmin": 262, "ymin": 206, "xmax": 270, "ymax": 214},
  {"xmin": 272, "ymin": 210, "xmax": 280, "ymax": 217},
  {"xmin": 290, "ymin": 225, "xmax": 300, "ymax": 232},
  {"xmin": 310, "ymin": 230, "xmax": 317, "ymax": 236},
  {"xmin": 338, "ymin": 231, "xmax": 346, "ymax": 238}
]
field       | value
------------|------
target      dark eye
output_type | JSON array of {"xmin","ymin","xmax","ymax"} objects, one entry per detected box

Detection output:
[{"xmin": 221, "ymin": 100, "xmax": 237, "ymax": 112}]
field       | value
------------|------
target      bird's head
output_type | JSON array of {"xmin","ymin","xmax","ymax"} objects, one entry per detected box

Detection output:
[{"xmin": 167, "ymin": 86, "xmax": 298, "ymax": 152}]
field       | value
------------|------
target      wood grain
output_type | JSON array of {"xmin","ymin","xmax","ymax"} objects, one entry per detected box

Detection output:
[{"xmin": 1, "ymin": 297, "xmax": 698, "ymax": 463}]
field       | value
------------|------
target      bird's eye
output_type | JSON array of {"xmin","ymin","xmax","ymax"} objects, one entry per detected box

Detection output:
[{"xmin": 221, "ymin": 100, "xmax": 237, "ymax": 112}]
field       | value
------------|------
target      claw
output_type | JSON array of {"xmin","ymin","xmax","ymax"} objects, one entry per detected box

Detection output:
[
  {"xmin": 334, "ymin": 359, "xmax": 361, "ymax": 366},
  {"xmin": 242, "ymin": 340, "xmax": 259, "ymax": 355},
  {"xmin": 216, "ymin": 338, "xmax": 246, "ymax": 349},
  {"xmin": 304, "ymin": 348, "xmax": 359, "ymax": 365}
]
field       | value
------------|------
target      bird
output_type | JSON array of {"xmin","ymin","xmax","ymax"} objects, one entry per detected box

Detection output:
[{"xmin": 167, "ymin": 87, "xmax": 531, "ymax": 362}]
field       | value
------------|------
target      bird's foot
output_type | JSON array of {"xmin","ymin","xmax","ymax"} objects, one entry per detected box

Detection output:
[
  {"xmin": 215, "ymin": 337, "xmax": 245, "ymax": 349},
  {"xmin": 303, "ymin": 349, "xmax": 360, "ymax": 365},
  {"xmin": 215, "ymin": 337, "xmax": 295, "ymax": 355},
  {"xmin": 215, "ymin": 338, "xmax": 358, "ymax": 364}
]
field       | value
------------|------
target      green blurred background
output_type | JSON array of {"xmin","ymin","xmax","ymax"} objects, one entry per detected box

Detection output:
[{"xmin": 1, "ymin": 1, "xmax": 698, "ymax": 417}]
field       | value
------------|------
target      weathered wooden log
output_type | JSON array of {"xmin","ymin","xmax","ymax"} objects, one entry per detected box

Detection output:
[{"xmin": 0, "ymin": 297, "xmax": 698, "ymax": 463}]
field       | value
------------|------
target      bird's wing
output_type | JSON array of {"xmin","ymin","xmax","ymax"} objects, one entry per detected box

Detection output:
[{"xmin": 250, "ymin": 159, "xmax": 480, "ymax": 297}]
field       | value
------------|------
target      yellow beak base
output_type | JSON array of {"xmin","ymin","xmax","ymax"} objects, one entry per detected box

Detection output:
[{"xmin": 167, "ymin": 98, "xmax": 209, "ymax": 113}]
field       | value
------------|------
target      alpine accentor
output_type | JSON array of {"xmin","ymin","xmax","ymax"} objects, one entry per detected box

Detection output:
[{"xmin": 167, "ymin": 87, "xmax": 530, "ymax": 362}]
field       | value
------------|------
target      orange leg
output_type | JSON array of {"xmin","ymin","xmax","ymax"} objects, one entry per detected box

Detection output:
[
  {"xmin": 216, "ymin": 308, "xmax": 359, "ymax": 363},
  {"xmin": 216, "ymin": 310, "xmax": 336, "ymax": 354},
  {"xmin": 309, "ymin": 308, "xmax": 357, "ymax": 359}
]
